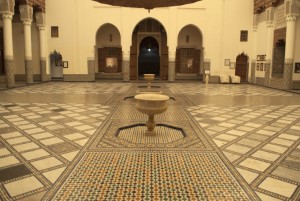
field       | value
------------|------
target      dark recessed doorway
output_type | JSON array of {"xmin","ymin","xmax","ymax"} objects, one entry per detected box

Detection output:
[{"xmin": 138, "ymin": 37, "xmax": 160, "ymax": 76}]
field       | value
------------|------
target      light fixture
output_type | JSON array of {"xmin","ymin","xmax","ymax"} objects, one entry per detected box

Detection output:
[{"xmin": 92, "ymin": 0, "xmax": 201, "ymax": 11}]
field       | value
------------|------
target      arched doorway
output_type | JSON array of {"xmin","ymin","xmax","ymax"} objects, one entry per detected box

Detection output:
[
  {"xmin": 95, "ymin": 24, "xmax": 122, "ymax": 74},
  {"xmin": 138, "ymin": 37, "xmax": 160, "ymax": 76},
  {"xmin": 130, "ymin": 18, "xmax": 168, "ymax": 80},
  {"xmin": 176, "ymin": 25, "xmax": 203, "ymax": 77},
  {"xmin": 235, "ymin": 52, "xmax": 248, "ymax": 82}
]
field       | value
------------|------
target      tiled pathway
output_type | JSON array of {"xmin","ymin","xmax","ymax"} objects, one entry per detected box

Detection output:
[
  {"xmin": 0, "ymin": 81, "xmax": 299, "ymax": 201},
  {"xmin": 188, "ymin": 104, "xmax": 300, "ymax": 200}
]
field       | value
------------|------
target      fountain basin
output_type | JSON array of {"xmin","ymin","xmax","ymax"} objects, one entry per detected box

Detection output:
[
  {"xmin": 144, "ymin": 74, "xmax": 155, "ymax": 81},
  {"xmin": 134, "ymin": 93, "xmax": 169, "ymax": 136},
  {"xmin": 135, "ymin": 93, "xmax": 169, "ymax": 115}
]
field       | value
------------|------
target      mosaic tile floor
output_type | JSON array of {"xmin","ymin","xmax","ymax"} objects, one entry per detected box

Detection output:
[{"xmin": 0, "ymin": 81, "xmax": 299, "ymax": 201}]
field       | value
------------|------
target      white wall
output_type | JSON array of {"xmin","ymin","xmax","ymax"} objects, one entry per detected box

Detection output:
[
  {"xmin": 43, "ymin": 0, "xmax": 254, "ymax": 76},
  {"xmin": 220, "ymin": 0, "xmax": 254, "ymax": 76}
]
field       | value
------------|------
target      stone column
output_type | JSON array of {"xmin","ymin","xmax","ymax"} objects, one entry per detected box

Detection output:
[
  {"xmin": 203, "ymin": 59, "xmax": 211, "ymax": 83},
  {"xmin": 282, "ymin": 0, "xmax": 299, "ymax": 89},
  {"xmin": 168, "ymin": 52, "xmax": 175, "ymax": 82},
  {"xmin": 20, "ymin": 5, "xmax": 33, "ymax": 84},
  {"xmin": 2, "ymin": 13, "xmax": 15, "ymax": 88},
  {"xmin": 87, "ymin": 57, "xmax": 95, "ymax": 81},
  {"xmin": 264, "ymin": 7, "xmax": 275, "ymax": 87},
  {"xmin": 251, "ymin": 14, "xmax": 258, "ymax": 84},
  {"xmin": 283, "ymin": 14, "xmax": 297, "ymax": 89},
  {"xmin": 250, "ymin": 28, "xmax": 257, "ymax": 84},
  {"xmin": 122, "ymin": 51, "xmax": 130, "ymax": 82},
  {"xmin": 36, "ymin": 12, "xmax": 47, "ymax": 82}
]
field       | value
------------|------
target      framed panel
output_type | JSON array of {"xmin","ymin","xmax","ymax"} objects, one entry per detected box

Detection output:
[
  {"xmin": 230, "ymin": 62, "xmax": 235, "ymax": 69},
  {"xmin": 224, "ymin": 59, "xmax": 230, "ymax": 66},
  {"xmin": 51, "ymin": 26, "xmax": 59, "ymax": 38},
  {"xmin": 63, "ymin": 61, "xmax": 68, "ymax": 68}
]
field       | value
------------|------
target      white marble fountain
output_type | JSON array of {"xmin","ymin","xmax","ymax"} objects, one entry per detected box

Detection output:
[
  {"xmin": 134, "ymin": 93, "xmax": 169, "ymax": 136},
  {"xmin": 144, "ymin": 74, "xmax": 155, "ymax": 89}
]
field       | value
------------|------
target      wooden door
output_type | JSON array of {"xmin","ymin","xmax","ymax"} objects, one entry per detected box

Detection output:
[{"xmin": 235, "ymin": 53, "xmax": 248, "ymax": 82}]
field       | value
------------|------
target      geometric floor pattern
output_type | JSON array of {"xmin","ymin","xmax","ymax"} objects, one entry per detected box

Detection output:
[
  {"xmin": 48, "ymin": 151, "xmax": 252, "ymax": 200},
  {"xmin": 2, "ymin": 82, "xmax": 132, "ymax": 95},
  {"xmin": 0, "ymin": 102, "xmax": 111, "ymax": 201},
  {"xmin": 189, "ymin": 104, "xmax": 300, "ymax": 201},
  {"xmin": 0, "ymin": 81, "xmax": 299, "ymax": 201}
]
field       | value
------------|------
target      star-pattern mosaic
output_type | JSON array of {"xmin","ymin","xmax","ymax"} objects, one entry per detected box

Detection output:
[{"xmin": 49, "ymin": 151, "xmax": 253, "ymax": 201}]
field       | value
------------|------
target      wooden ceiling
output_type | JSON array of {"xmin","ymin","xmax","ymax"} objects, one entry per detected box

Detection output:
[
  {"xmin": 254, "ymin": 0, "xmax": 284, "ymax": 14},
  {"xmin": 15, "ymin": 0, "xmax": 45, "ymax": 12}
]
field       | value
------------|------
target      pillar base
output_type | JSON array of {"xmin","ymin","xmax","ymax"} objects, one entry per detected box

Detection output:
[
  {"xmin": 25, "ymin": 60, "xmax": 33, "ymax": 84},
  {"xmin": 5, "ymin": 60, "xmax": 15, "ymax": 88}
]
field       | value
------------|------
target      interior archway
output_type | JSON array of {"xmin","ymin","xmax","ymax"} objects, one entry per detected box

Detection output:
[
  {"xmin": 176, "ymin": 25, "xmax": 203, "ymax": 76},
  {"xmin": 95, "ymin": 24, "xmax": 122, "ymax": 74},
  {"xmin": 138, "ymin": 36, "xmax": 160, "ymax": 76},
  {"xmin": 130, "ymin": 18, "xmax": 168, "ymax": 80}
]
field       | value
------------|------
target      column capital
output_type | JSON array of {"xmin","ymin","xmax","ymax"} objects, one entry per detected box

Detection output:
[
  {"xmin": 266, "ymin": 21, "xmax": 274, "ymax": 28},
  {"xmin": 38, "ymin": 25, "xmax": 46, "ymax": 31},
  {"xmin": 2, "ymin": 12, "xmax": 13, "ymax": 20},
  {"xmin": 23, "ymin": 19, "xmax": 32, "ymax": 26},
  {"xmin": 286, "ymin": 14, "xmax": 297, "ymax": 21},
  {"xmin": 253, "ymin": 26, "xmax": 258, "ymax": 32}
]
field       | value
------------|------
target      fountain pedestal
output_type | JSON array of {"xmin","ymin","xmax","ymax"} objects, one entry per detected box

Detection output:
[{"xmin": 134, "ymin": 93, "xmax": 169, "ymax": 136}]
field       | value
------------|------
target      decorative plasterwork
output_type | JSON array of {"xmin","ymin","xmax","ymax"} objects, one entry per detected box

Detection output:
[
  {"xmin": 285, "ymin": 0, "xmax": 299, "ymax": 16},
  {"xmin": 266, "ymin": 7, "xmax": 275, "ymax": 21},
  {"xmin": 275, "ymin": 4, "xmax": 286, "ymax": 29},
  {"xmin": 19, "ymin": 4, "xmax": 33, "ymax": 21},
  {"xmin": 0, "ymin": 0, "xmax": 14, "ymax": 14},
  {"xmin": 35, "ymin": 12, "xmax": 46, "ymax": 27}
]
